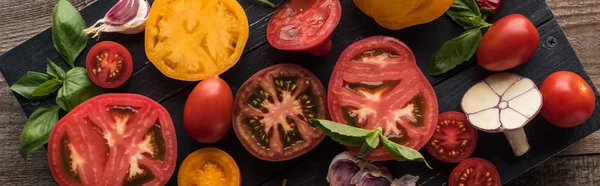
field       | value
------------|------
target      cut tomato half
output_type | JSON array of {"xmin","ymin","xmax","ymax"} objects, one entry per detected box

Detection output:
[
  {"xmin": 233, "ymin": 64, "xmax": 328, "ymax": 161},
  {"xmin": 86, "ymin": 41, "xmax": 133, "ymax": 88},
  {"xmin": 328, "ymin": 36, "xmax": 438, "ymax": 161},
  {"xmin": 449, "ymin": 158, "xmax": 501, "ymax": 186},
  {"xmin": 47, "ymin": 94, "xmax": 177, "ymax": 185},
  {"xmin": 266, "ymin": 0, "xmax": 341, "ymax": 56},
  {"xmin": 178, "ymin": 147, "xmax": 241, "ymax": 186},
  {"xmin": 426, "ymin": 111, "xmax": 478, "ymax": 163}
]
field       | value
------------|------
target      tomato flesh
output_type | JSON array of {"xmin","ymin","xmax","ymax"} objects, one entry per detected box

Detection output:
[
  {"xmin": 86, "ymin": 41, "xmax": 133, "ymax": 88},
  {"xmin": 426, "ymin": 111, "xmax": 478, "ymax": 163},
  {"xmin": 178, "ymin": 148, "xmax": 241, "ymax": 186},
  {"xmin": 48, "ymin": 94, "xmax": 177, "ymax": 186},
  {"xmin": 328, "ymin": 36, "xmax": 438, "ymax": 161},
  {"xmin": 267, "ymin": 0, "xmax": 341, "ymax": 55},
  {"xmin": 448, "ymin": 158, "xmax": 501, "ymax": 186},
  {"xmin": 540, "ymin": 71, "xmax": 596, "ymax": 128},
  {"xmin": 233, "ymin": 64, "xmax": 328, "ymax": 161}
]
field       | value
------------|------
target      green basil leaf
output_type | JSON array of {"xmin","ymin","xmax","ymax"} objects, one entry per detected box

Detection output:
[
  {"xmin": 10, "ymin": 72, "xmax": 53, "ymax": 100},
  {"xmin": 46, "ymin": 59, "xmax": 66, "ymax": 80},
  {"xmin": 366, "ymin": 128, "xmax": 381, "ymax": 148},
  {"xmin": 310, "ymin": 119, "xmax": 373, "ymax": 146},
  {"xmin": 447, "ymin": 0, "xmax": 489, "ymax": 29},
  {"xmin": 52, "ymin": 0, "xmax": 88, "ymax": 68},
  {"xmin": 428, "ymin": 29, "xmax": 482, "ymax": 75},
  {"xmin": 357, "ymin": 143, "xmax": 374, "ymax": 158},
  {"xmin": 19, "ymin": 105, "xmax": 60, "ymax": 159},
  {"xmin": 56, "ymin": 68, "xmax": 103, "ymax": 111},
  {"xmin": 32, "ymin": 78, "xmax": 62, "ymax": 97},
  {"xmin": 381, "ymin": 135, "xmax": 432, "ymax": 169}
]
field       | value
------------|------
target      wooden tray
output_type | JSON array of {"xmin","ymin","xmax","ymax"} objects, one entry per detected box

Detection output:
[{"xmin": 1, "ymin": 0, "xmax": 599, "ymax": 185}]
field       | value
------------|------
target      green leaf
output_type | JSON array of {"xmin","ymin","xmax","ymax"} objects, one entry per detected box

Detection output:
[
  {"xmin": 381, "ymin": 135, "xmax": 432, "ymax": 169},
  {"xmin": 10, "ymin": 72, "xmax": 53, "ymax": 100},
  {"xmin": 257, "ymin": 0, "xmax": 275, "ymax": 8},
  {"xmin": 310, "ymin": 119, "xmax": 374, "ymax": 146},
  {"xmin": 56, "ymin": 68, "xmax": 103, "ymax": 111},
  {"xmin": 52, "ymin": 0, "xmax": 88, "ymax": 68},
  {"xmin": 447, "ymin": 0, "xmax": 490, "ymax": 29},
  {"xmin": 32, "ymin": 78, "xmax": 62, "ymax": 97},
  {"xmin": 46, "ymin": 59, "xmax": 66, "ymax": 80},
  {"xmin": 357, "ymin": 128, "xmax": 382, "ymax": 158},
  {"xmin": 428, "ymin": 29, "xmax": 482, "ymax": 75},
  {"xmin": 357, "ymin": 143, "xmax": 374, "ymax": 158},
  {"xmin": 19, "ymin": 105, "xmax": 60, "ymax": 159}
]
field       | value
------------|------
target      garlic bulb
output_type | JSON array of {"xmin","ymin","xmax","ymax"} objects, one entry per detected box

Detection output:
[{"xmin": 84, "ymin": 0, "xmax": 150, "ymax": 38}]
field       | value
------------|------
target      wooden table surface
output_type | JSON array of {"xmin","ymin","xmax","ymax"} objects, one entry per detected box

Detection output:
[{"xmin": 0, "ymin": 0, "xmax": 598, "ymax": 185}]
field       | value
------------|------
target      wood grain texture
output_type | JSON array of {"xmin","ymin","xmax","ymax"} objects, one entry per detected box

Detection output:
[{"xmin": 0, "ymin": 0, "xmax": 597, "ymax": 185}]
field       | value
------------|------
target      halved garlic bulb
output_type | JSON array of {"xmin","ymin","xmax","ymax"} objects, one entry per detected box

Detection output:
[{"xmin": 461, "ymin": 72, "xmax": 542, "ymax": 156}]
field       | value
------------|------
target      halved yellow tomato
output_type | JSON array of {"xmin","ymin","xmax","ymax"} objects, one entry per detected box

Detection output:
[
  {"xmin": 178, "ymin": 147, "xmax": 241, "ymax": 186},
  {"xmin": 145, "ymin": 0, "xmax": 249, "ymax": 81}
]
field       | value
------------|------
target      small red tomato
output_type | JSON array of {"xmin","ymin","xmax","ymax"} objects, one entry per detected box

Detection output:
[
  {"xmin": 448, "ymin": 158, "xmax": 501, "ymax": 186},
  {"xmin": 183, "ymin": 76, "xmax": 233, "ymax": 143},
  {"xmin": 86, "ymin": 41, "xmax": 134, "ymax": 88},
  {"xmin": 540, "ymin": 71, "xmax": 596, "ymax": 128},
  {"xmin": 477, "ymin": 14, "xmax": 540, "ymax": 71},
  {"xmin": 426, "ymin": 111, "xmax": 478, "ymax": 163}
]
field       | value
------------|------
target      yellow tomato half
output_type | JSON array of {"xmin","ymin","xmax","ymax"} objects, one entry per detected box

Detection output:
[
  {"xmin": 354, "ymin": 0, "xmax": 454, "ymax": 30},
  {"xmin": 178, "ymin": 147, "xmax": 241, "ymax": 186},
  {"xmin": 145, "ymin": 0, "xmax": 249, "ymax": 81}
]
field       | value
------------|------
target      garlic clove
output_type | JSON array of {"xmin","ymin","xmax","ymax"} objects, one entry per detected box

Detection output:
[
  {"xmin": 83, "ymin": 0, "xmax": 150, "ymax": 38},
  {"xmin": 461, "ymin": 82, "xmax": 500, "ymax": 114},
  {"xmin": 327, "ymin": 151, "xmax": 393, "ymax": 186}
]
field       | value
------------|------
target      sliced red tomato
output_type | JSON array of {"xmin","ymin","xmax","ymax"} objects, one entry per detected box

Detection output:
[
  {"xmin": 48, "ymin": 94, "xmax": 177, "ymax": 185},
  {"xmin": 266, "ymin": 0, "xmax": 342, "ymax": 56},
  {"xmin": 232, "ymin": 64, "xmax": 328, "ymax": 161},
  {"xmin": 86, "ymin": 41, "xmax": 134, "ymax": 88},
  {"xmin": 426, "ymin": 111, "xmax": 478, "ymax": 163},
  {"xmin": 328, "ymin": 36, "xmax": 438, "ymax": 161},
  {"xmin": 448, "ymin": 158, "xmax": 501, "ymax": 186},
  {"xmin": 178, "ymin": 148, "xmax": 241, "ymax": 186}
]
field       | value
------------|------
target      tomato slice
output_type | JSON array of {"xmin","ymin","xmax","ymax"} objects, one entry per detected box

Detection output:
[
  {"xmin": 328, "ymin": 36, "xmax": 438, "ymax": 161},
  {"xmin": 86, "ymin": 41, "xmax": 133, "ymax": 88},
  {"xmin": 448, "ymin": 158, "xmax": 501, "ymax": 186},
  {"xmin": 47, "ymin": 94, "xmax": 177, "ymax": 185},
  {"xmin": 232, "ymin": 64, "xmax": 328, "ymax": 161},
  {"xmin": 266, "ymin": 0, "xmax": 341, "ymax": 55},
  {"xmin": 426, "ymin": 111, "xmax": 478, "ymax": 163},
  {"xmin": 145, "ymin": 0, "xmax": 249, "ymax": 81},
  {"xmin": 178, "ymin": 147, "xmax": 241, "ymax": 186}
]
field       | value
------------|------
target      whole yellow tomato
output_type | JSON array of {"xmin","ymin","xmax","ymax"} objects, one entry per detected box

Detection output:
[{"xmin": 354, "ymin": 0, "xmax": 454, "ymax": 30}]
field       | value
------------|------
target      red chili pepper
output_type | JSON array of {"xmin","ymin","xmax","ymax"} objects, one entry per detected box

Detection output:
[{"xmin": 476, "ymin": 0, "xmax": 502, "ymax": 17}]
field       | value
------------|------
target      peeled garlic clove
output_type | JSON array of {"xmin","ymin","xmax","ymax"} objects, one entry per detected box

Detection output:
[
  {"xmin": 327, "ymin": 151, "xmax": 393, "ymax": 186},
  {"xmin": 83, "ymin": 0, "xmax": 150, "ymax": 38},
  {"xmin": 391, "ymin": 174, "xmax": 419, "ymax": 186},
  {"xmin": 461, "ymin": 72, "xmax": 542, "ymax": 156}
]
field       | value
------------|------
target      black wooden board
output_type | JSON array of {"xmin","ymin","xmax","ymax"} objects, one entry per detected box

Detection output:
[{"xmin": 0, "ymin": 0, "xmax": 598, "ymax": 185}]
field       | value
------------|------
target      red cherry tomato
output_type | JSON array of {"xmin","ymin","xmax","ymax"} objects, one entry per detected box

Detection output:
[
  {"xmin": 266, "ymin": 0, "xmax": 341, "ymax": 56},
  {"xmin": 540, "ymin": 71, "xmax": 596, "ymax": 128},
  {"xmin": 449, "ymin": 158, "xmax": 501, "ymax": 186},
  {"xmin": 48, "ymin": 94, "xmax": 177, "ymax": 185},
  {"xmin": 183, "ymin": 76, "xmax": 233, "ymax": 143},
  {"xmin": 86, "ymin": 41, "xmax": 134, "ymax": 88},
  {"xmin": 426, "ymin": 111, "xmax": 478, "ymax": 163},
  {"xmin": 477, "ymin": 14, "xmax": 539, "ymax": 71},
  {"xmin": 328, "ymin": 36, "xmax": 438, "ymax": 161}
]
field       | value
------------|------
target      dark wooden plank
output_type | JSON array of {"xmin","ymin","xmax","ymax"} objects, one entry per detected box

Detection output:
[{"xmin": 507, "ymin": 154, "xmax": 600, "ymax": 186}]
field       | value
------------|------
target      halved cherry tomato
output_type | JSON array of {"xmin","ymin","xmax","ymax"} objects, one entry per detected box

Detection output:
[
  {"xmin": 145, "ymin": 0, "xmax": 249, "ymax": 81},
  {"xmin": 540, "ymin": 71, "xmax": 596, "ymax": 128},
  {"xmin": 448, "ymin": 158, "xmax": 501, "ymax": 186},
  {"xmin": 266, "ymin": 0, "xmax": 341, "ymax": 56},
  {"xmin": 184, "ymin": 76, "xmax": 233, "ymax": 143},
  {"xmin": 48, "ymin": 94, "xmax": 177, "ymax": 185},
  {"xmin": 232, "ymin": 64, "xmax": 328, "ymax": 161},
  {"xmin": 328, "ymin": 36, "xmax": 438, "ymax": 161},
  {"xmin": 178, "ymin": 147, "xmax": 241, "ymax": 186},
  {"xmin": 86, "ymin": 41, "xmax": 133, "ymax": 88},
  {"xmin": 426, "ymin": 111, "xmax": 478, "ymax": 163}
]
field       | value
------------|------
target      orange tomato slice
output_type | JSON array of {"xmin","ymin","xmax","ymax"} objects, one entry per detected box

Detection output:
[
  {"xmin": 178, "ymin": 147, "xmax": 241, "ymax": 186},
  {"xmin": 145, "ymin": 0, "xmax": 249, "ymax": 81}
]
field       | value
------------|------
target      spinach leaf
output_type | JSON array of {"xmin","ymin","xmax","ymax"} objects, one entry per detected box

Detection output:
[
  {"xmin": 310, "ymin": 119, "xmax": 373, "ymax": 146},
  {"xmin": 428, "ymin": 29, "xmax": 482, "ymax": 75},
  {"xmin": 32, "ymin": 78, "xmax": 62, "ymax": 97},
  {"xmin": 10, "ymin": 72, "xmax": 53, "ymax": 100},
  {"xmin": 19, "ymin": 105, "xmax": 60, "ymax": 159},
  {"xmin": 46, "ymin": 59, "xmax": 66, "ymax": 80},
  {"xmin": 52, "ymin": 0, "xmax": 88, "ymax": 68},
  {"xmin": 56, "ymin": 68, "xmax": 103, "ymax": 111},
  {"xmin": 381, "ymin": 135, "xmax": 432, "ymax": 169}
]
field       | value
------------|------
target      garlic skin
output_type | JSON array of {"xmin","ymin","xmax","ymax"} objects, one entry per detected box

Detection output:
[
  {"xmin": 327, "ymin": 151, "xmax": 393, "ymax": 186},
  {"xmin": 84, "ymin": 0, "xmax": 150, "ymax": 38}
]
